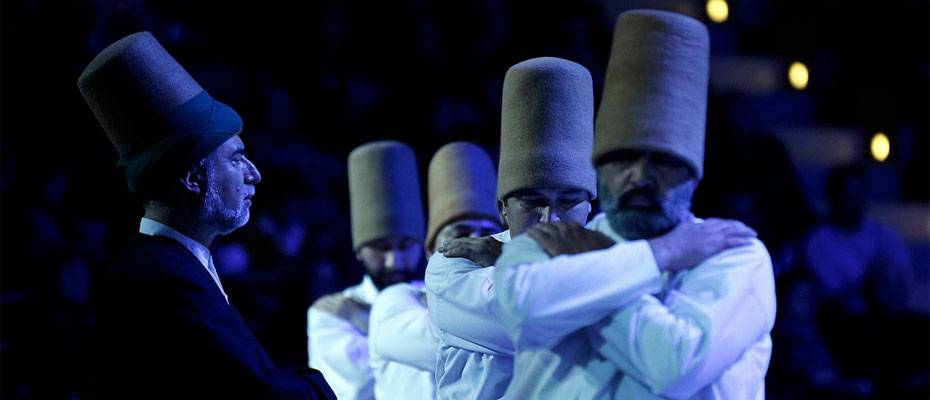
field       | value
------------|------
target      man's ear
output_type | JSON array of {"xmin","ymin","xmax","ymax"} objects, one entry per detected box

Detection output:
[
  {"xmin": 497, "ymin": 199, "xmax": 509, "ymax": 229},
  {"xmin": 180, "ymin": 162, "xmax": 206, "ymax": 195}
]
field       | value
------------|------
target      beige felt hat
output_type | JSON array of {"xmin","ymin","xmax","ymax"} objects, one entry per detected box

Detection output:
[
  {"xmin": 497, "ymin": 57, "xmax": 596, "ymax": 201},
  {"xmin": 348, "ymin": 141, "xmax": 425, "ymax": 250},
  {"xmin": 78, "ymin": 32, "xmax": 242, "ymax": 193},
  {"xmin": 426, "ymin": 141, "xmax": 498, "ymax": 252},
  {"xmin": 593, "ymin": 9, "xmax": 709, "ymax": 177}
]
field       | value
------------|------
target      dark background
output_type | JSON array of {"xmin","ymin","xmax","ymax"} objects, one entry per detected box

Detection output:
[{"xmin": 1, "ymin": 0, "xmax": 927, "ymax": 398}]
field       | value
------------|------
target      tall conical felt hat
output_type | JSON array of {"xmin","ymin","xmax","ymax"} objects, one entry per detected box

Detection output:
[
  {"xmin": 426, "ymin": 141, "xmax": 498, "ymax": 252},
  {"xmin": 77, "ymin": 32, "xmax": 242, "ymax": 193},
  {"xmin": 348, "ymin": 141, "xmax": 425, "ymax": 250},
  {"xmin": 497, "ymin": 57, "xmax": 596, "ymax": 201},
  {"xmin": 593, "ymin": 10, "xmax": 709, "ymax": 177}
]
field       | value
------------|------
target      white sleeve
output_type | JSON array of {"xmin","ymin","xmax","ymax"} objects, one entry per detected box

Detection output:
[
  {"xmin": 424, "ymin": 252, "xmax": 514, "ymax": 355},
  {"xmin": 308, "ymin": 307, "xmax": 374, "ymax": 400},
  {"xmin": 588, "ymin": 239, "xmax": 777, "ymax": 399},
  {"xmin": 493, "ymin": 234, "xmax": 664, "ymax": 350},
  {"xmin": 369, "ymin": 284, "xmax": 438, "ymax": 371}
]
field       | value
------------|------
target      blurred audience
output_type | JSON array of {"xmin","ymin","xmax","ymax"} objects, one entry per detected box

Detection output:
[{"xmin": 774, "ymin": 165, "xmax": 927, "ymax": 398}]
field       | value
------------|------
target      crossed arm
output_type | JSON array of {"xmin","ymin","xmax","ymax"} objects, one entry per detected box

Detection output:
[
  {"xmin": 307, "ymin": 302, "xmax": 374, "ymax": 399},
  {"xmin": 369, "ymin": 283, "xmax": 438, "ymax": 371},
  {"xmin": 425, "ymin": 247, "xmax": 515, "ymax": 355},
  {"xmin": 494, "ymin": 234, "xmax": 664, "ymax": 350},
  {"xmin": 588, "ymin": 240, "xmax": 776, "ymax": 398},
  {"xmin": 494, "ymin": 220, "xmax": 774, "ymax": 399}
]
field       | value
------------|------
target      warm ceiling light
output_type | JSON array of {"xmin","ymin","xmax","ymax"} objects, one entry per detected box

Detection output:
[
  {"xmin": 788, "ymin": 61, "xmax": 809, "ymax": 90},
  {"xmin": 706, "ymin": 0, "xmax": 729, "ymax": 23},
  {"xmin": 871, "ymin": 132, "xmax": 890, "ymax": 162}
]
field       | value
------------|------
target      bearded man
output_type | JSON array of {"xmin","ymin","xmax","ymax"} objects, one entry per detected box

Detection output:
[
  {"xmin": 79, "ymin": 32, "xmax": 334, "ymax": 399},
  {"xmin": 494, "ymin": 10, "xmax": 775, "ymax": 399},
  {"xmin": 308, "ymin": 141, "xmax": 426, "ymax": 400}
]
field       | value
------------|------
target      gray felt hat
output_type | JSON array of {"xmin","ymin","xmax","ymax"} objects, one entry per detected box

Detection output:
[
  {"xmin": 77, "ymin": 32, "xmax": 242, "ymax": 193},
  {"xmin": 348, "ymin": 141, "xmax": 425, "ymax": 250},
  {"xmin": 426, "ymin": 141, "xmax": 498, "ymax": 252},
  {"xmin": 593, "ymin": 10, "xmax": 709, "ymax": 177},
  {"xmin": 497, "ymin": 57, "xmax": 597, "ymax": 201}
]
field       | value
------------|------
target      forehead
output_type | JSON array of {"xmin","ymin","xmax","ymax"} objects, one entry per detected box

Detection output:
[
  {"xmin": 215, "ymin": 135, "xmax": 245, "ymax": 155},
  {"xmin": 364, "ymin": 235, "xmax": 419, "ymax": 248},
  {"xmin": 598, "ymin": 149, "xmax": 691, "ymax": 170},
  {"xmin": 445, "ymin": 218, "xmax": 500, "ymax": 230},
  {"xmin": 509, "ymin": 187, "xmax": 588, "ymax": 199}
]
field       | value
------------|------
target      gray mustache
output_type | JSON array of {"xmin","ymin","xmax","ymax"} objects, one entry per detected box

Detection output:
[{"xmin": 618, "ymin": 188, "xmax": 660, "ymax": 208}]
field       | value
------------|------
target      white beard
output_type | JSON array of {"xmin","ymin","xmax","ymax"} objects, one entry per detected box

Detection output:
[{"xmin": 197, "ymin": 164, "xmax": 249, "ymax": 235}]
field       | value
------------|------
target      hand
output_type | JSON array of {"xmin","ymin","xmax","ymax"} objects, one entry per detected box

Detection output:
[
  {"xmin": 312, "ymin": 294, "xmax": 371, "ymax": 334},
  {"xmin": 648, "ymin": 218, "xmax": 757, "ymax": 273},
  {"xmin": 527, "ymin": 221, "xmax": 615, "ymax": 257},
  {"xmin": 437, "ymin": 236, "xmax": 503, "ymax": 267}
]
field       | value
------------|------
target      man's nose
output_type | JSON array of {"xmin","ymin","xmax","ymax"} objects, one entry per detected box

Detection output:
[
  {"xmin": 246, "ymin": 159, "xmax": 262, "ymax": 184},
  {"xmin": 384, "ymin": 251, "xmax": 397, "ymax": 270},
  {"xmin": 627, "ymin": 158, "xmax": 654, "ymax": 187}
]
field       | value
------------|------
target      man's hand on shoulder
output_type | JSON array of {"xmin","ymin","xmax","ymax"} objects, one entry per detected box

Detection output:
[
  {"xmin": 312, "ymin": 294, "xmax": 371, "ymax": 334},
  {"xmin": 527, "ymin": 221, "xmax": 615, "ymax": 257},
  {"xmin": 648, "ymin": 217, "xmax": 757, "ymax": 273},
  {"xmin": 437, "ymin": 236, "xmax": 504, "ymax": 267}
]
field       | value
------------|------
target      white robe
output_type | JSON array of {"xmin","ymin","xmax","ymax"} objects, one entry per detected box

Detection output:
[
  {"xmin": 308, "ymin": 275, "xmax": 380, "ymax": 400},
  {"xmin": 495, "ymin": 213, "xmax": 776, "ymax": 399},
  {"xmin": 369, "ymin": 281, "xmax": 437, "ymax": 400},
  {"xmin": 425, "ymin": 231, "xmax": 514, "ymax": 400}
]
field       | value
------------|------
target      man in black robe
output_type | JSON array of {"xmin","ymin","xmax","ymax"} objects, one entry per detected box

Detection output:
[{"xmin": 78, "ymin": 31, "xmax": 335, "ymax": 399}]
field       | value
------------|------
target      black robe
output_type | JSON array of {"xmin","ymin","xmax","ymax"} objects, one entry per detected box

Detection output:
[{"xmin": 90, "ymin": 233, "xmax": 335, "ymax": 399}]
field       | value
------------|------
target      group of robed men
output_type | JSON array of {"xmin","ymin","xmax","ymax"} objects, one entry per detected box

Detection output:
[{"xmin": 80, "ymin": 8, "xmax": 775, "ymax": 400}]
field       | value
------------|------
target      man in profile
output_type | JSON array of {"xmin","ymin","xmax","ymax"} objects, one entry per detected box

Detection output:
[{"xmin": 79, "ymin": 31, "xmax": 334, "ymax": 398}]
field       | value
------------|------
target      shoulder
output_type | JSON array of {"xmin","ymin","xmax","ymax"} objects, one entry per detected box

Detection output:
[
  {"xmin": 585, "ymin": 212, "xmax": 610, "ymax": 230},
  {"xmin": 684, "ymin": 238, "xmax": 775, "ymax": 298},
  {"xmin": 379, "ymin": 282, "xmax": 423, "ymax": 298},
  {"xmin": 425, "ymin": 249, "xmax": 483, "ymax": 283},
  {"xmin": 312, "ymin": 293, "xmax": 350, "ymax": 313},
  {"xmin": 102, "ymin": 235, "xmax": 226, "ymax": 316},
  {"xmin": 502, "ymin": 232, "xmax": 543, "ymax": 251},
  {"xmin": 113, "ymin": 234, "xmax": 189, "ymax": 266},
  {"xmin": 308, "ymin": 293, "xmax": 350, "ymax": 326},
  {"xmin": 427, "ymin": 251, "xmax": 479, "ymax": 271},
  {"xmin": 311, "ymin": 293, "xmax": 370, "ymax": 321},
  {"xmin": 703, "ymin": 238, "xmax": 772, "ymax": 271},
  {"xmin": 107, "ymin": 234, "xmax": 205, "ymax": 287},
  {"xmin": 426, "ymin": 251, "xmax": 452, "ymax": 267},
  {"xmin": 373, "ymin": 283, "xmax": 425, "ymax": 316},
  {"xmin": 496, "ymin": 233, "xmax": 549, "ymax": 269}
]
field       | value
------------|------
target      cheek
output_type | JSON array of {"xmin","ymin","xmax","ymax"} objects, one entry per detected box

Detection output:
[
  {"xmin": 612, "ymin": 180, "xmax": 632, "ymax": 199},
  {"xmin": 599, "ymin": 178, "xmax": 625, "ymax": 203},
  {"xmin": 360, "ymin": 252, "xmax": 386, "ymax": 273},
  {"xmin": 511, "ymin": 209, "xmax": 538, "ymax": 226},
  {"xmin": 567, "ymin": 205, "xmax": 591, "ymax": 222},
  {"xmin": 667, "ymin": 186, "xmax": 693, "ymax": 211}
]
